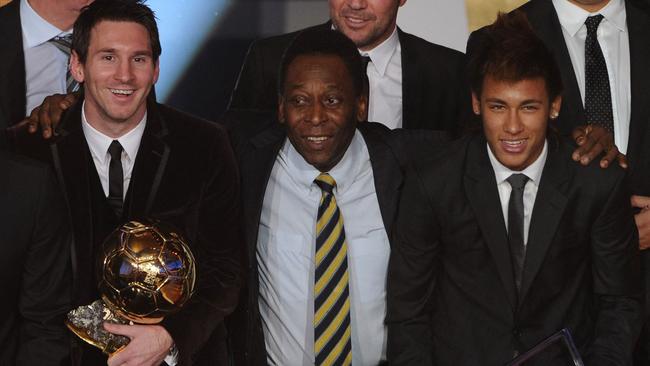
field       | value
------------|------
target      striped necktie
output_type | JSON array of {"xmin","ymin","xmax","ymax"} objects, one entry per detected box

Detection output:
[
  {"xmin": 48, "ymin": 34, "xmax": 80, "ymax": 93},
  {"xmin": 314, "ymin": 173, "xmax": 352, "ymax": 366}
]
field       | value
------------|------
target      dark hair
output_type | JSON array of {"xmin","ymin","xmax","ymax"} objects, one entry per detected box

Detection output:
[
  {"xmin": 72, "ymin": 0, "xmax": 161, "ymax": 63},
  {"xmin": 278, "ymin": 28, "xmax": 364, "ymax": 97},
  {"xmin": 467, "ymin": 11, "xmax": 562, "ymax": 100}
]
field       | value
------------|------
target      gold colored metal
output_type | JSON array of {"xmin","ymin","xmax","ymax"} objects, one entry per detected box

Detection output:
[
  {"xmin": 0, "ymin": 1, "xmax": 11, "ymax": 8},
  {"xmin": 465, "ymin": 0, "xmax": 529, "ymax": 31},
  {"xmin": 66, "ymin": 220, "xmax": 196, "ymax": 354}
]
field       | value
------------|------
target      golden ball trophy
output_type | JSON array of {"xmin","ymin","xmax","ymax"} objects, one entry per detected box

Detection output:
[{"xmin": 65, "ymin": 220, "xmax": 196, "ymax": 354}]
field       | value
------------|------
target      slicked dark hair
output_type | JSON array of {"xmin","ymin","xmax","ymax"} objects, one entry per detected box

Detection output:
[
  {"xmin": 468, "ymin": 11, "xmax": 562, "ymax": 100},
  {"xmin": 278, "ymin": 28, "xmax": 364, "ymax": 97},
  {"xmin": 72, "ymin": 0, "xmax": 161, "ymax": 64}
]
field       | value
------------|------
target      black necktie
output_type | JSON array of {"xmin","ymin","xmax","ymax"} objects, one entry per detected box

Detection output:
[
  {"xmin": 361, "ymin": 55, "xmax": 371, "ymax": 101},
  {"xmin": 584, "ymin": 15, "xmax": 614, "ymax": 135},
  {"xmin": 107, "ymin": 140, "xmax": 124, "ymax": 218},
  {"xmin": 507, "ymin": 173, "xmax": 529, "ymax": 295},
  {"xmin": 48, "ymin": 34, "xmax": 80, "ymax": 93}
]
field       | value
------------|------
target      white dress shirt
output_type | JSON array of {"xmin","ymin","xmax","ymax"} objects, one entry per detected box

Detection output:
[
  {"xmin": 257, "ymin": 130, "xmax": 390, "ymax": 365},
  {"xmin": 487, "ymin": 141, "xmax": 548, "ymax": 246},
  {"xmin": 20, "ymin": 0, "xmax": 70, "ymax": 117},
  {"xmin": 362, "ymin": 27, "xmax": 403, "ymax": 129},
  {"xmin": 81, "ymin": 102, "xmax": 146, "ymax": 198},
  {"xmin": 552, "ymin": 0, "xmax": 631, "ymax": 153}
]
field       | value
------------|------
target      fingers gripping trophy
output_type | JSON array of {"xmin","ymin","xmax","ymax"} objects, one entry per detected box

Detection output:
[{"xmin": 65, "ymin": 220, "xmax": 196, "ymax": 354}]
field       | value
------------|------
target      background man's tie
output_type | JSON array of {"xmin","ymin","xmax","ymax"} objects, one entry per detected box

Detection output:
[
  {"xmin": 584, "ymin": 14, "xmax": 614, "ymax": 136},
  {"xmin": 48, "ymin": 34, "xmax": 80, "ymax": 93},
  {"xmin": 314, "ymin": 173, "xmax": 352, "ymax": 366}
]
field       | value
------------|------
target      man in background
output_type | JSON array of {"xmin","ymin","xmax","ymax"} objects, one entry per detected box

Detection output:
[
  {"xmin": 229, "ymin": 0, "xmax": 466, "ymax": 133},
  {"xmin": 0, "ymin": 0, "xmax": 91, "ymax": 132}
]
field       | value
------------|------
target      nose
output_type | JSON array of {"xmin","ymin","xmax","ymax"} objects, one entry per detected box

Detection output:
[
  {"xmin": 307, "ymin": 102, "xmax": 326, "ymax": 126},
  {"xmin": 503, "ymin": 110, "xmax": 524, "ymax": 135},
  {"xmin": 114, "ymin": 58, "xmax": 134, "ymax": 83},
  {"xmin": 346, "ymin": 0, "xmax": 367, "ymax": 10}
]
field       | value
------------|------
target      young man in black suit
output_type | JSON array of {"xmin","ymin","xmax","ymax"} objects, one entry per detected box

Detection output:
[
  {"xmin": 0, "ymin": 0, "xmax": 91, "ymax": 131},
  {"xmin": 226, "ymin": 28, "xmax": 442, "ymax": 365},
  {"xmin": 13, "ymin": 1, "xmax": 243, "ymax": 365},
  {"xmin": 388, "ymin": 12, "xmax": 642, "ymax": 365},
  {"xmin": 228, "ymin": 0, "xmax": 466, "ymax": 132},
  {"xmin": 0, "ymin": 151, "xmax": 72, "ymax": 365},
  {"xmin": 468, "ymin": 0, "xmax": 650, "ymax": 360}
]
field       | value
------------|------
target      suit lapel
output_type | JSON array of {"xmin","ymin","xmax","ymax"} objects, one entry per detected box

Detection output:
[
  {"xmin": 50, "ymin": 102, "xmax": 96, "ymax": 302},
  {"xmin": 519, "ymin": 139, "xmax": 570, "ymax": 306},
  {"xmin": 241, "ymin": 123, "xmax": 286, "ymax": 264},
  {"xmin": 526, "ymin": 0, "xmax": 584, "ymax": 133},
  {"xmin": 464, "ymin": 136, "xmax": 517, "ymax": 310},
  {"xmin": 398, "ymin": 28, "xmax": 421, "ymax": 130},
  {"xmin": 624, "ymin": 0, "xmax": 650, "ymax": 167},
  {"xmin": 124, "ymin": 102, "xmax": 169, "ymax": 218},
  {"xmin": 359, "ymin": 124, "xmax": 402, "ymax": 239}
]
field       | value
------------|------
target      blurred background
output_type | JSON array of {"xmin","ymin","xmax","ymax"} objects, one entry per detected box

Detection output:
[{"xmin": 1, "ymin": 0, "xmax": 527, "ymax": 121}]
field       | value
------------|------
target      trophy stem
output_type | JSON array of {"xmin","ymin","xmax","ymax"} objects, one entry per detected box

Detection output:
[{"xmin": 65, "ymin": 299, "xmax": 130, "ymax": 355}]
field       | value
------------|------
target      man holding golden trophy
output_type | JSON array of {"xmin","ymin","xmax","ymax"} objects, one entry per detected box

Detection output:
[{"xmin": 9, "ymin": 0, "xmax": 244, "ymax": 364}]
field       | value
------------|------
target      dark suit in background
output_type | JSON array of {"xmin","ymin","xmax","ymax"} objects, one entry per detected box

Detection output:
[
  {"xmin": 228, "ymin": 22, "xmax": 466, "ymax": 133},
  {"xmin": 0, "ymin": 0, "xmax": 26, "ymax": 130},
  {"xmin": 388, "ymin": 135, "xmax": 642, "ymax": 365},
  {"xmin": 224, "ymin": 110, "xmax": 448, "ymax": 365},
  {"xmin": 11, "ymin": 98, "xmax": 244, "ymax": 365},
  {"xmin": 0, "ymin": 151, "xmax": 72, "ymax": 365}
]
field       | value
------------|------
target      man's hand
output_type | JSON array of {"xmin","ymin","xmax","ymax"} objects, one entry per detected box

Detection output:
[
  {"xmin": 11, "ymin": 93, "xmax": 78, "ymax": 139},
  {"xmin": 571, "ymin": 125, "xmax": 627, "ymax": 169},
  {"xmin": 105, "ymin": 322, "xmax": 173, "ymax": 366},
  {"xmin": 632, "ymin": 195, "xmax": 650, "ymax": 250}
]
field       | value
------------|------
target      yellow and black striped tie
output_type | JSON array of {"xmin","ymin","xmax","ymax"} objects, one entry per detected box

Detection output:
[{"xmin": 314, "ymin": 173, "xmax": 352, "ymax": 366}]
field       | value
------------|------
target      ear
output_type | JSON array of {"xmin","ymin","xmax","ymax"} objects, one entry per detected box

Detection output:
[
  {"xmin": 152, "ymin": 59, "xmax": 160, "ymax": 84},
  {"xmin": 550, "ymin": 95, "xmax": 562, "ymax": 119},
  {"xmin": 355, "ymin": 93, "xmax": 368, "ymax": 122},
  {"xmin": 471, "ymin": 91, "xmax": 481, "ymax": 115},
  {"xmin": 278, "ymin": 95, "xmax": 286, "ymax": 124},
  {"xmin": 70, "ymin": 50, "xmax": 85, "ymax": 83}
]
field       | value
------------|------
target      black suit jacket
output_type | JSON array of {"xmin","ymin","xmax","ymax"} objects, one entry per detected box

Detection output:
[
  {"xmin": 0, "ymin": 151, "xmax": 72, "ymax": 365},
  {"xmin": 12, "ymin": 99, "xmax": 244, "ymax": 365},
  {"xmin": 387, "ymin": 134, "xmax": 642, "ymax": 366},
  {"xmin": 0, "ymin": 0, "xmax": 26, "ymax": 130},
  {"xmin": 466, "ymin": 0, "xmax": 650, "ymax": 194},
  {"xmin": 223, "ymin": 110, "xmax": 447, "ymax": 365},
  {"xmin": 228, "ymin": 22, "xmax": 467, "ymax": 133}
]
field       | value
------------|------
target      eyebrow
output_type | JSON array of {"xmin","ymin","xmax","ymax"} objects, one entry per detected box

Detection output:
[
  {"xmin": 484, "ymin": 98, "xmax": 543, "ymax": 104},
  {"xmin": 96, "ymin": 48, "xmax": 153, "ymax": 56}
]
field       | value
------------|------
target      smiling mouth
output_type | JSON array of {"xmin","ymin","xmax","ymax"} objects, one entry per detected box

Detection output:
[
  {"xmin": 110, "ymin": 88, "xmax": 134, "ymax": 96},
  {"xmin": 500, "ymin": 138, "xmax": 528, "ymax": 152}
]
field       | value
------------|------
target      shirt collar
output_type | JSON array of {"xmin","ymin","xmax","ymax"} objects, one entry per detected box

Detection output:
[
  {"xmin": 81, "ymin": 101, "xmax": 147, "ymax": 166},
  {"xmin": 20, "ymin": 0, "xmax": 70, "ymax": 50},
  {"xmin": 281, "ymin": 129, "xmax": 367, "ymax": 195},
  {"xmin": 361, "ymin": 26, "xmax": 399, "ymax": 77},
  {"xmin": 487, "ymin": 140, "xmax": 548, "ymax": 186},
  {"xmin": 552, "ymin": 0, "xmax": 626, "ymax": 37}
]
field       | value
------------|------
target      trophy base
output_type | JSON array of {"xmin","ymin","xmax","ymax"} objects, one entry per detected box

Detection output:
[{"xmin": 65, "ymin": 300, "xmax": 130, "ymax": 355}]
